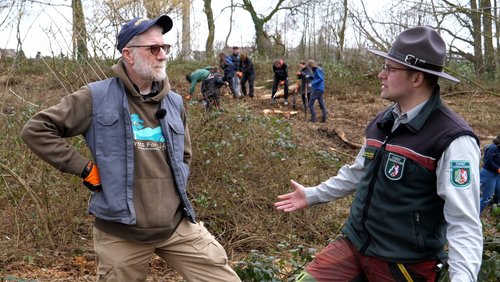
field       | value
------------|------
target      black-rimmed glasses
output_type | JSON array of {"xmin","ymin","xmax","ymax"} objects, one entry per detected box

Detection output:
[
  {"xmin": 382, "ymin": 64, "xmax": 413, "ymax": 76},
  {"xmin": 128, "ymin": 44, "xmax": 171, "ymax": 56}
]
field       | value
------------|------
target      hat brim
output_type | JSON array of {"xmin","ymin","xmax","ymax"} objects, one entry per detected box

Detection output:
[{"xmin": 368, "ymin": 49, "xmax": 460, "ymax": 83}]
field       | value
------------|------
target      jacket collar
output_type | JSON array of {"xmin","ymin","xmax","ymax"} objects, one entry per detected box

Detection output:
[{"xmin": 377, "ymin": 84, "xmax": 443, "ymax": 133}]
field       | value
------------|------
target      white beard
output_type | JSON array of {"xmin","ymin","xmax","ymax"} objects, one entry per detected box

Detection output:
[{"xmin": 133, "ymin": 54, "xmax": 166, "ymax": 82}]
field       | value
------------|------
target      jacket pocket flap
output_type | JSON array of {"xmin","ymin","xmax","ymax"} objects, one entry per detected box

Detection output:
[
  {"xmin": 169, "ymin": 122, "xmax": 185, "ymax": 135},
  {"xmin": 96, "ymin": 114, "xmax": 119, "ymax": 126}
]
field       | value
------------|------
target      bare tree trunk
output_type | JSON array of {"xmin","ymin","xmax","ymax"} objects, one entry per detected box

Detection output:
[
  {"xmin": 72, "ymin": 0, "xmax": 88, "ymax": 60},
  {"xmin": 241, "ymin": 0, "xmax": 285, "ymax": 58},
  {"xmin": 481, "ymin": 0, "xmax": 495, "ymax": 79},
  {"xmin": 14, "ymin": 2, "xmax": 25, "ymax": 59},
  {"xmin": 224, "ymin": 0, "xmax": 235, "ymax": 48},
  {"xmin": 204, "ymin": 0, "xmax": 215, "ymax": 59},
  {"xmin": 180, "ymin": 0, "xmax": 191, "ymax": 60},
  {"xmin": 495, "ymin": 0, "xmax": 500, "ymax": 75},
  {"xmin": 336, "ymin": 0, "xmax": 348, "ymax": 62},
  {"xmin": 144, "ymin": 0, "xmax": 161, "ymax": 18},
  {"xmin": 306, "ymin": 4, "xmax": 311, "ymax": 58},
  {"xmin": 299, "ymin": 7, "xmax": 307, "ymax": 59},
  {"xmin": 470, "ymin": 0, "xmax": 484, "ymax": 75},
  {"xmin": 312, "ymin": 1, "xmax": 316, "ymax": 59}
]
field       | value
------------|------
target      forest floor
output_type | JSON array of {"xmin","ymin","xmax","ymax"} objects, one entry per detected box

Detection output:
[{"xmin": 1, "ymin": 79, "xmax": 499, "ymax": 281}]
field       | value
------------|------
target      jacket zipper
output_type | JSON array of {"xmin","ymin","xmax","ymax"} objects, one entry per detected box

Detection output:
[{"xmin": 360, "ymin": 135, "xmax": 389, "ymax": 253}]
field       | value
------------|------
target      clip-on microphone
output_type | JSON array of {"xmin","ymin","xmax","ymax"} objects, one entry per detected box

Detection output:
[{"xmin": 155, "ymin": 108, "xmax": 166, "ymax": 119}]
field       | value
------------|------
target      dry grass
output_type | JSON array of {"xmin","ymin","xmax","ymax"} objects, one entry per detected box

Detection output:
[{"xmin": 0, "ymin": 57, "xmax": 498, "ymax": 280}]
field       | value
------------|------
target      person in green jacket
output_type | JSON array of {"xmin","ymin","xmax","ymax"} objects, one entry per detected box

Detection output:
[{"xmin": 185, "ymin": 66, "xmax": 213, "ymax": 100}]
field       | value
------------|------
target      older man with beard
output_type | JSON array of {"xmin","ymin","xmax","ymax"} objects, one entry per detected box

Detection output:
[{"xmin": 21, "ymin": 15, "xmax": 241, "ymax": 282}]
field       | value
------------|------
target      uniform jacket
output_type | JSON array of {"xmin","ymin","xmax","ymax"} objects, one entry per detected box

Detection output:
[{"xmin": 343, "ymin": 91, "xmax": 479, "ymax": 262}]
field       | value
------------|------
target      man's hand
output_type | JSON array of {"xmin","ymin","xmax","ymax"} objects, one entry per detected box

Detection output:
[
  {"xmin": 82, "ymin": 161, "xmax": 102, "ymax": 192},
  {"xmin": 274, "ymin": 180, "xmax": 308, "ymax": 212},
  {"xmin": 279, "ymin": 80, "xmax": 285, "ymax": 86}
]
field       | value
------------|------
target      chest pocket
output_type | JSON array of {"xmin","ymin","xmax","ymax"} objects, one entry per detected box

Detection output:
[
  {"xmin": 95, "ymin": 113, "xmax": 123, "ymax": 156},
  {"xmin": 168, "ymin": 121, "xmax": 185, "ymax": 162}
]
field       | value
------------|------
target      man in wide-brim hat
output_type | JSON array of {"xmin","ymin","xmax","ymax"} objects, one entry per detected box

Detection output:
[{"xmin": 275, "ymin": 26, "xmax": 482, "ymax": 282}]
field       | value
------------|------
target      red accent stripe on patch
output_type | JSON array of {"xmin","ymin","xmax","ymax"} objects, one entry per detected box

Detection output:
[
  {"xmin": 386, "ymin": 144, "xmax": 436, "ymax": 172},
  {"xmin": 366, "ymin": 139, "xmax": 384, "ymax": 148}
]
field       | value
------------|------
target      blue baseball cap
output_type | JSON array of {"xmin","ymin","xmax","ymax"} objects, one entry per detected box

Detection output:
[{"xmin": 117, "ymin": 14, "xmax": 173, "ymax": 53}]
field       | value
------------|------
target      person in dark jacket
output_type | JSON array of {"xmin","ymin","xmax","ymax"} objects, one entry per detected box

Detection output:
[
  {"xmin": 219, "ymin": 52, "xmax": 239, "ymax": 98},
  {"xmin": 239, "ymin": 52, "xmax": 255, "ymax": 98},
  {"xmin": 201, "ymin": 67, "xmax": 226, "ymax": 111},
  {"xmin": 230, "ymin": 46, "xmax": 241, "ymax": 96},
  {"xmin": 275, "ymin": 26, "xmax": 482, "ymax": 282},
  {"xmin": 296, "ymin": 60, "xmax": 312, "ymax": 110},
  {"xmin": 271, "ymin": 59, "xmax": 289, "ymax": 105},
  {"xmin": 479, "ymin": 134, "xmax": 500, "ymax": 213},
  {"xmin": 21, "ymin": 14, "xmax": 241, "ymax": 282}
]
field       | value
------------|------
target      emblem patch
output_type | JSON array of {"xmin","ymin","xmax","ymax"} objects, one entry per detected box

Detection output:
[
  {"xmin": 450, "ymin": 160, "xmax": 471, "ymax": 188},
  {"xmin": 385, "ymin": 153, "xmax": 406, "ymax": 180},
  {"xmin": 363, "ymin": 147, "xmax": 376, "ymax": 160}
]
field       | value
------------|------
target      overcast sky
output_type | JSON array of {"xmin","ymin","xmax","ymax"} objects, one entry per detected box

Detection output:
[
  {"xmin": 0, "ymin": 1, "xmax": 290, "ymax": 58},
  {"xmin": 0, "ymin": 0, "xmax": 410, "ymax": 58}
]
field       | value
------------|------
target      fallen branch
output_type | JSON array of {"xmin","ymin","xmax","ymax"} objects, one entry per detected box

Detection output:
[
  {"xmin": 441, "ymin": 90, "xmax": 498, "ymax": 97},
  {"xmin": 329, "ymin": 147, "xmax": 356, "ymax": 160},
  {"xmin": 9, "ymin": 88, "xmax": 40, "ymax": 107},
  {"xmin": 318, "ymin": 127, "xmax": 362, "ymax": 149},
  {"xmin": 0, "ymin": 162, "xmax": 55, "ymax": 247}
]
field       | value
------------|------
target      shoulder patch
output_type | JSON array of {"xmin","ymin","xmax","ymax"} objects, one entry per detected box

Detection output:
[
  {"xmin": 385, "ymin": 153, "xmax": 405, "ymax": 180},
  {"xmin": 363, "ymin": 147, "xmax": 376, "ymax": 160},
  {"xmin": 450, "ymin": 160, "xmax": 471, "ymax": 188}
]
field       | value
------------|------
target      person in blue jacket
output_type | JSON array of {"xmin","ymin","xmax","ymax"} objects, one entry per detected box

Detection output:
[
  {"xmin": 306, "ymin": 60, "xmax": 327, "ymax": 123},
  {"xmin": 479, "ymin": 134, "xmax": 500, "ymax": 213}
]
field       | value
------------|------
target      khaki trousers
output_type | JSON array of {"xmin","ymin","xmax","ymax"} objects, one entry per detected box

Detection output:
[{"xmin": 93, "ymin": 218, "xmax": 241, "ymax": 281}]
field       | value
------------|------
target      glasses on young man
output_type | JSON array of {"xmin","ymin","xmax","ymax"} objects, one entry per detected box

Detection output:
[
  {"xmin": 128, "ymin": 44, "xmax": 171, "ymax": 56},
  {"xmin": 382, "ymin": 64, "xmax": 413, "ymax": 76}
]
